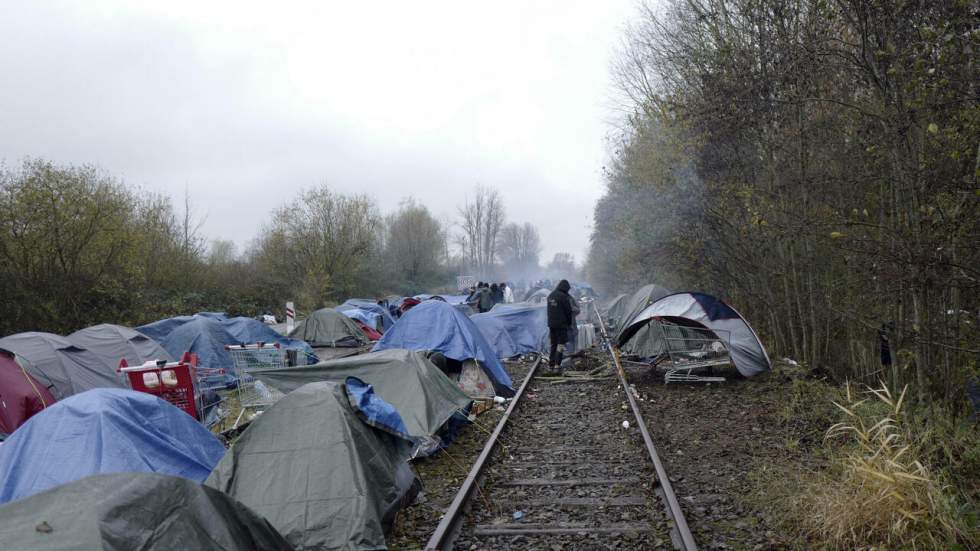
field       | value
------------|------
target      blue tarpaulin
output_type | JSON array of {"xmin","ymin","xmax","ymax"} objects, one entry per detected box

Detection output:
[
  {"xmin": 155, "ymin": 317, "xmax": 239, "ymax": 376},
  {"xmin": 472, "ymin": 304, "xmax": 549, "ymax": 359},
  {"xmin": 344, "ymin": 376, "xmax": 411, "ymax": 440},
  {"xmin": 0, "ymin": 388, "xmax": 226, "ymax": 504},
  {"xmin": 373, "ymin": 300, "xmax": 514, "ymax": 397},
  {"xmin": 338, "ymin": 299, "xmax": 396, "ymax": 332}
]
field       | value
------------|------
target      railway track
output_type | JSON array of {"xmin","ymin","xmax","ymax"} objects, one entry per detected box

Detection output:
[{"xmin": 424, "ymin": 327, "xmax": 697, "ymax": 550}]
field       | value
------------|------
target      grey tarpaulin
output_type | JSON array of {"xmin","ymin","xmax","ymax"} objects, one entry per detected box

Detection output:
[
  {"xmin": 0, "ymin": 472, "xmax": 292, "ymax": 550},
  {"xmin": 617, "ymin": 284, "xmax": 673, "ymax": 336},
  {"xmin": 248, "ymin": 349, "xmax": 472, "ymax": 452},
  {"xmin": 206, "ymin": 380, "xmax": 418, "ymax": 550},
  {"xmin": 67, "ymin": 323, "xmax": 174, "ymax": 368},
  {"xmin": 0, "ymin": 332, "xmax": 126, "ymax": 400},
  {"xmin": 289, "ymin": 308, "xmax": 370, "ymax": 348}
]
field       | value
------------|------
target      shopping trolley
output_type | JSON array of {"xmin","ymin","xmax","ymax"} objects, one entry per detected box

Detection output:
[
  {"xmin": 119, "ymin": 353, "xmax": 223, "ymax": 420},
  {"xmin": 226, "ymin": 343, "xmax": 288, "ymax": 427}
]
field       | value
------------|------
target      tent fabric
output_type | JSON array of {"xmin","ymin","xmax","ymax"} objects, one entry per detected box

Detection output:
[
  {"xmin": 249, "ymin": 349, "xmax": 472, "ymax": 446},
  {"xmin": 67, "ymin": 323, "xmax": 173, "ymax": 369},
  {"xmin": 355, "ymin": 320, "xmax": 383, "ymax": 341},
  {"xmin": 415, "ymin": 294, "xmax": 469, "ymax": 305},
  {"xmin": 0, "ymin": 388, "xmax": 226, "ymax": 504},
  {"xmin": 372, "ymin": 300, "xmax": 515, "ymax": 397},
  {"xmin": 524, "ymin": 287, "xmax": 550, "ymax": 304},
  {"xmin": 616, "ymin": 284, "xmax": 673, "ymax": 335},
  {"xmin": 600, "ymin": 294, "xmax": 629, "ymax": 325},
  {"xmin": 156, "ymin": 317, "xmax": 240, "ymax": 375},
  {"xmin": 290, "ymin": 308, "xmax": 370, "ymax": 348},
  {"xmin": 472, "ymin": 304, "xmax": 549, "ymax": 358},
  {"xmin": 0, "ymin": 350, "xmax": 55, "ymax": 436},
  {"xmin": 617, "ymin": 292, "xmax": 772, "ymax": 377},
  {"xmin": 0, "ymin": 332, "xmax": 126, "ymax": 400},
  {"xmin": 206, "ymin": 379, "xmax": 416, "ymax": 551},
  {"xmin": 0, "ymin": 473, "xmax": 292, "ymax": 550},
  {"xmin": 135, "ymin": 312, "xmax": 227, "ymax": 343},
  {"xmin": 338, "ymin": 299, "xmax": 396, "ymax": 332}
]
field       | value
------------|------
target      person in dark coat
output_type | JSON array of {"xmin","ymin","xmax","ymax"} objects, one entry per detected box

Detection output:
[
  {"xmin": 490, "ymin": 283, "xmax": 501, "ymax": 306},
  {"xmin": 547, "ymin": 279, "xmax": 575, "ymax": 370}
]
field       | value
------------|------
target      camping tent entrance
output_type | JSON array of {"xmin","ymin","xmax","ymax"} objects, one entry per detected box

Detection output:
[{"xmin": 622, "ymin": 317, "xmax": 733, "ymax": 383}]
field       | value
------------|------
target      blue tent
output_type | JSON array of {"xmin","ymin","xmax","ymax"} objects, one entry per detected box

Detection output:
[
  {"xmin": 221, "ymin": 317, "xmax": 318, "ymax": 363},
  {"xmin": 0, "ymin": 388, "xmax": 226, "ymax": 504},
  {"xmin": 472, "ymin": 304, "xmax": 549, "ymax": 359},
  {"xmin": 136, "ymin": 312, "xmax": 228, "ymax": 343},
  {"xmin": 373, "ymin": 301, "xmax": 514, "ymax": 397},
  {"xmin": 157, "ymin": 317, "xmax": 239, "ymax": 378},
  {"xmin": 338, "ymin": 299, "xmax": 396, "ymax": 332}
]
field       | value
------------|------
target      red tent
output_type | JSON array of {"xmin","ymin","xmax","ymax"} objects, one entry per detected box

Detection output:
[
  {"xmin": 0, "ymin": 350, "xmax": 56, "ymax": 435},
  {"xmin": 354, "ymin": 320, "xmax": 382, "ymax": 342},
  {"xmin": 399, "ymin": 297, "xmax": 422, "ymax": 314}
]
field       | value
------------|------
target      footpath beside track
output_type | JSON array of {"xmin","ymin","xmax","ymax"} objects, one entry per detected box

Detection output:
[{"xmin": 424, "ymin": 348, "xmax": 697, "ymax": 551}]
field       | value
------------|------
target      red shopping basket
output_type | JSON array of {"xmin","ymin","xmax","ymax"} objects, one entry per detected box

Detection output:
[{"xmin": 120, "ymin": 354, "xmax": 200, "ymax": 419}]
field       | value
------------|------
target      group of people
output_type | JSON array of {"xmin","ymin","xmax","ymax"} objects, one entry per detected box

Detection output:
[{"xmin": 465, "ymin": 282, "xmax": 514, "ymax": 313}]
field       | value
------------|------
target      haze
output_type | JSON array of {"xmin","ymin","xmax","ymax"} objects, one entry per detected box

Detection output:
[{"xmin": 0, "ymin": 0, "xmax": 635, "ymax": 261}]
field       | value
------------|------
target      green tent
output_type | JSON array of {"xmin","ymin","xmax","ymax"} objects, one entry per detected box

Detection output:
[
  {"xmin": 0, "ymin": 473, "xmax": 292, "ymax": 550},
  {"xmin": 289, "ymin": 308, "xmax": 369, "ymax": 348},
  {"xmin": 249, "ymin": 349, "xmax": 472, "ymax": 456},
  {"xmin": 206, "ymin": 380, "xmax": 417, "ymax": 551},
  {"xmin": 617, "ymin": 284, "xmax": 672, "ymax": 356},
  {"xmin": 599, "ymin": 293, "xmax": 629, "ymax": 330}
]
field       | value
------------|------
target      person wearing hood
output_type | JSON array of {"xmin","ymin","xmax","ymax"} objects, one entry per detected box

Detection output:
[{"xmin": 547, "ymin": 279, "xmax": 575, "ymax": 371}]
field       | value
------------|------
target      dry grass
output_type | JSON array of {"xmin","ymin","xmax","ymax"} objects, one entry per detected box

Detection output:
[{"xmin": 785, "ymin": 382, "xmax": 974, "ymax": 549}]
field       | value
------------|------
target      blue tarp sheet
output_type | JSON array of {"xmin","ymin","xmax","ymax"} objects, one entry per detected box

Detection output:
[
  {"xmin": 472, "ymin": 304, "xmax": 549, "ymax": 359},
  {"xmin": 344, "ymin": 377, "xmax": 411, "ymax": 440},
  {"xmin": 373, "ymin": 301, "xmax": 514, "ymax": 397},
  {"xmin": 415, "ymin": 294, "xmax": 469, "ymax": 305},
  {"xmin": 156, "ymin": 317, "xmax": 239, "ymax": 377},
  {"xmin": 0, "ymin": 388, "xmax": 226, "ymax": 504},
  {"xmin": 338, "ymin": 300, "xmax": 395, "ymax": 332}
]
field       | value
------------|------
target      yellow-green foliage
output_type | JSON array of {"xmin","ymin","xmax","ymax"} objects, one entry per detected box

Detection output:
[{"xmin": 790, "ymin": 383, "xmax": 976, "ymax": 549}]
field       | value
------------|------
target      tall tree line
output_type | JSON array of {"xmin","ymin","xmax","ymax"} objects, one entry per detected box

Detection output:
[
  {"xmin": 588, "ymin": 0, "xmax": 978, "ymax": 402},
  {"xmin": 0, "ymin": 158, "xmax": 554, "ymax": 334}
]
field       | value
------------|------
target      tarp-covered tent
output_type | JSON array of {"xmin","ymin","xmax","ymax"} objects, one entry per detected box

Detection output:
[
  {"xmin": 206, "ymin": 379, "xmax": 417, "ymax": 551},
  {"xmin": 249, "ymin": 349, "xmax": 472, "ymax": 455},
  {"xmin": 617, "ymin": 292, "xmax": 772, "ymax": 377},
  {"xmin": 221, "ymin": 316, "xmax": 317, "ymax": 360},
  {"xmin": 373, "ymin": 300, "xmax": 515, "ymax": 397},
  {"xmin": 0, "ymin": 349, "xmax": 55, "ymax": 436},
  {"xmin": 156, "ymin": 317, "xmax": 239, "ymax": 379},
  {"xmin": 524, "ymin": 287, "xmax": 550, "ymax": 304},
  {"xmin": 0, "ymin": 388, "xmax": 226, "ymax": 504},
  {"xmin": 67, "ymin": 323, "xmax": 173, "ymax": 368},
  {"xmin": 0, "ymin": 332, "xmax": 126, "ymax": 400},
  {"xmin": 135, "ymin": 312, "xmax": 227, "ymax": 343},
  {"xmin": 338, "ymin": 299, "xmax": 396, "ymax": 332},
  {"xmin": 290, "ymin": 308, "xmax": 370, "ymax": 348},
  {"xmin": 473, "ymin": 303, "xmax": 549, "ymax": 359},
  {"xmin": 0, "ymin": 473, "xmax": 292, "ymax": 550}
]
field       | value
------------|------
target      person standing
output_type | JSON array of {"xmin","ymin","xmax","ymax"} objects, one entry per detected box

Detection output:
[
  {"xmin": 547, "ymin": 279, "xmax": 575, "ymax": 372},
  {"xmin": 502, "ymin": 282, "xmax": 514, "ymax": 304},
  {"xmin": 478, "ymin": 283, "xmax": 493, "ymax": 313}
]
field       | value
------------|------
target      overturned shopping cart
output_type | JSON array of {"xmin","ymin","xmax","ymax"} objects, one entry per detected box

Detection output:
[{"xmin": 226, "ymin": 342, "xmax": 288, "ymax": 427}]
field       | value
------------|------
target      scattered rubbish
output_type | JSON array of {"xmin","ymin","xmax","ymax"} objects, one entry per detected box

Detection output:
[
  {"xmin": 493, "ymin": 396, "xmax": 507, "ymax": 404},
  {"xmin": 512, "ymin": 510, "xmax": 524, "ymax": 521},
  {"xmin": 35, "ymin": 521, "xmax": 52, "ymax": 533},
  {"xmin": 622, "ymin": 420, "xmax": 630, "ymax": 429}
]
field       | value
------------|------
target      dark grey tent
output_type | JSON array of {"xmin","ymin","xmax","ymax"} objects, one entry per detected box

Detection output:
[
  {"xmin": 206, "ymin": 380, "xmax": 417, "ymax": 550},
  {"xmin": 600, "ymin": 293, "xmax": 629, "ymax": 328},
  {"xmin": 67, "ymin": 323, "xmax": 173, "ymax": 368},
  {"xmin": 0, "ymin": 472, "xmax": 292, "ymax": 550},
  {"xmin": 289, "ymin": 308, "xmax": 369, "ymax": 348},
  {"xmin": 616, "ymin": 284, "xmax": 672, "ymax": 335},
  {"xmin": 0, "ymin": 332, "xmax": 126, "ymax": 400},
  {"xmin": 249, "ymin": 349, "xmax": 472, "ymax": 455}
]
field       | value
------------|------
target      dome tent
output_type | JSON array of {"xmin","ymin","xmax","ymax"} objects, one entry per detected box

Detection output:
[
  {"xmin": 0, "ymin": 473, "xmax": 291, "ymax": 550},
  {"xmin": 0, "ymin": 332, "xmax": 126, "ymax": 400},
  {"xmin": 67, "ymin": 323, "xmax": 173, "ymax": 368},
  {"xmin": 472, "ymin": 303, "xmax": 549, "ymax": 359},
  {"xmin": 0, "ymin": 348, "xmax": 55, "ymax": 436},
  {"xmin": 372, "ymin": 300, "xmax": 515, "ymax": 397},
  {"xmin": 617, "ymin": 292, "xmax": 772, "ymax": 377},
  {"xmin": 289, "ymin": 307, "xmax": 370, "ymax": 348},
  {"xmin": 206, "ymin": 378, "xmax": 417, "ymax": 550},
  {"xmin": 0, "ymin": 388, "xmax": 226, "ymax": 504}
]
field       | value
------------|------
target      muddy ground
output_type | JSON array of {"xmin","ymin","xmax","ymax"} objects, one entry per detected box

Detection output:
[{"xmin": 628, "ymin": 363, "xmax": 820, "ymax": 550}]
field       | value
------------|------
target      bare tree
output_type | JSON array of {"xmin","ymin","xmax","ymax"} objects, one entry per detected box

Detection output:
[
  {"xmin": 383, "ymin": 198, "xmax": 447, "ymax": 293},
  {"xmin": 457, "ymin": 184, "xmax": 505, "ymax": 278},
  {"xmin": 499, "ymin": 222, "xmax": 542, "ymax": 278}
]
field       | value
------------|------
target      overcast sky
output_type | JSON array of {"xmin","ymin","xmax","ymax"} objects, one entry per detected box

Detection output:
[{"xmin": 0, "ymin": 0, "xmax": 636, "ymax": 263}]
